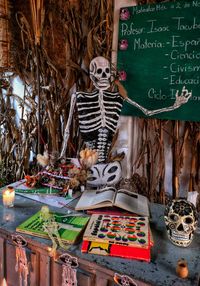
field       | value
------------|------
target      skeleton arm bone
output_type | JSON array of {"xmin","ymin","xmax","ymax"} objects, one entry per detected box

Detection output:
[
  {"xmin": 115, "ymin": 79, "xmax": 149, "ymax": 115},
  {"xmin": 125, "ymin": 86, "xmax": 192, "ymax": 117},
  {"xmin": 60, "ymin": 93, "xmax": 76, "ymax": 158},
  {"xmin": 125, "ymin": 97, "xmax": 149, "ymax": 115}
]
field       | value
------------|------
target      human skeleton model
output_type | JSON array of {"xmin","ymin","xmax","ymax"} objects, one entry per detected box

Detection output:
[
  {"xmin": 40, "ymin": 206, "xmax": 67, "ymax": 252},
  {"xmin": 60, "ymin": 56, "xmax": 191, "ymax": 165}
]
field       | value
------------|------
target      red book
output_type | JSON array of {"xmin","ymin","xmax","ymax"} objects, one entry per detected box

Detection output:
[
  {"xmin": 81, "ymin": 239, "xmax": 151, "ymax": 262},
  {"xmin": 86, "ymin": 206, "xmax": 133, "ymax": 216}
]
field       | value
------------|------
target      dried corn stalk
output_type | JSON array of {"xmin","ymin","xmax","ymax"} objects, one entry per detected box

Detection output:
[
  {"xmin": 0, "ymin": 0, "xmax": 11, "ymax": 68},
  {"xmin": 0, "ymin": 0, "xmax": 114, "ymax": 184}
]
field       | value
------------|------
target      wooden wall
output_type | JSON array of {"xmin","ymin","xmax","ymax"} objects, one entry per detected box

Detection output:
[{"xmin": 0, "ymin": 231, "xmax": 150, "ymax": 286}]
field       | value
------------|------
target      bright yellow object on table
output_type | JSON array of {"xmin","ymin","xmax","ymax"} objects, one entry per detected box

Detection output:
[{"xmin": 2, "ymin": 186, "xmax": 15, "ymax": 207}]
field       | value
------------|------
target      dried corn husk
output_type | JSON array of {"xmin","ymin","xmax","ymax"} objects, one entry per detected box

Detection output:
[{"xmin": 0, "ymin": 0, "xmax": 11, "ymax": 68}]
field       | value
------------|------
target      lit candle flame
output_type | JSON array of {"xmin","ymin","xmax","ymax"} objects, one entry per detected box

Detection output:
[
  {"xmin": 2, "ymin": 278, "xmax": 7, "ymax": 286},
  {"xmin": 2, "ymin": 187, "xmax": 15, "ymax": 208}
]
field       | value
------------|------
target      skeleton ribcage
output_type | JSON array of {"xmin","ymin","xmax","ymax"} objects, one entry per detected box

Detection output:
[{"xmin": 76, "ymin": 90, "xmax": 124, "ymax": 162}]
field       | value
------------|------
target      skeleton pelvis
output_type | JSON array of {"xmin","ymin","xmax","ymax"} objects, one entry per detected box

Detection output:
[{"xmin": 87, "ymin": 161, "xmax": 122, "ymax": 187}]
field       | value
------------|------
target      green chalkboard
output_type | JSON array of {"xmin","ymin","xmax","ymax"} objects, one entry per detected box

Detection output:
[{"xmin": 117, "ymin": 0, "xmax": 200, "ymax": 121}]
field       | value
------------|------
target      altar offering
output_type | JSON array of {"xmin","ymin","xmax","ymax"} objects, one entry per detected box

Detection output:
[{"xmin": 2, "ymin": 186, "xmax": 15, "ymax": 207}]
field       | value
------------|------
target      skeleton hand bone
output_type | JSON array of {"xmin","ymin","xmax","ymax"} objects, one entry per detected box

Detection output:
[
  {"xmin": 173, "ymin": 86, "xmax": 192, "ymax": 108},
  {"xmin": 143, "ymin": 86, "xmax": 192, "ymax": 116}
]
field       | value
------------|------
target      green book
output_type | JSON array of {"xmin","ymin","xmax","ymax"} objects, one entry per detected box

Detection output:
[
  {"xmin": 15, "ymin": 187, "xmax": 59, "ymax": 194},
  {"xmin": 16, "ymin": 211, "xmax": 90, "ymax": 245}
]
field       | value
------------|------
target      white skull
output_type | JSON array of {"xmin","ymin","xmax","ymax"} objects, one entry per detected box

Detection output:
[
  {"xmin": 164, "ymin": 199, "xmax": 198, "ymax": 247},
  {"xmin": 89, "ymin": 56, "xmax": 111, "ymax": 90},
  {"xmin": 87, "ymin": 161, "xmax": 122, "ymax": 187}
]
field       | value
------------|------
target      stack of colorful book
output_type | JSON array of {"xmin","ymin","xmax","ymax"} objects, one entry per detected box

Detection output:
[{"xmin": 81, "ymin": 214, "xmax": 153, "ymax": 262}]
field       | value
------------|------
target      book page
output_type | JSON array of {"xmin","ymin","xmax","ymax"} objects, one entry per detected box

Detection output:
[
  {"xmin": 114, "ymin": 189, "xmax": 149, "ymax": 217},
  {"xmin": 75, "ymin": 187, "xmax": 116, "ymax": 210}
]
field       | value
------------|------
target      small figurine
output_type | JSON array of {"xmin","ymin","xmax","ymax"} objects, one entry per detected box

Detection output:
[
  {"xmin": 59, "ymin": 253, "xmax": 79, "ymax": 286},
  {"xmin": 40, "ymin": 206, "xmax": 67, "ymax": 253},
  {"xmin": 12, "ymin": 235, "xmax": 29, "ymax": 286}
]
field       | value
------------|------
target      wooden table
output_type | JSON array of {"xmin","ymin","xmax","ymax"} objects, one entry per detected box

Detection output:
[{"xmin": 0, "ymin": 190, "xmax": 199, "ymax": 286}]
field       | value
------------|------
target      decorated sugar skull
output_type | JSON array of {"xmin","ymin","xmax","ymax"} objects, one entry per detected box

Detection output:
[
  {"xmin": 164, "ymin": 199, "xmax": 198, "ymax": 247},
  {"xmin": 87, "ymin": 161, "xmax": 122, "ymax": 187},
  {"xmin": 89, "ymin": 56, "xmax": 111, "ymax": 90}
]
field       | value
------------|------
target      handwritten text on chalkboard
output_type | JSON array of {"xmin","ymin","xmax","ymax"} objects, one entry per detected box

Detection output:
[{"xmin": 117, "ymin": 1, "xmax": 200, "ymax": 121}]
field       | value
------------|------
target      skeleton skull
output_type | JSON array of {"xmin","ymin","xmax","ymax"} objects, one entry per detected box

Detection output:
[
  {"xmin": 87, "ymin": 161, "xmax": 122, "ymax": 187},
  {"xmin": 164, "ymin": 199, "xmax": 198, "ymax": 247},
  {"xmin": 60, "ymin": 253, "xmax": 79, "ymax": 268},
  {"xmin": 89, "ymin": 56, "xmax": 111, "ymax": 90}
]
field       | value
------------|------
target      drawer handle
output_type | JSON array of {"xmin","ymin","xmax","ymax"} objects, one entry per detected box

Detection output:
[
  {"xmin": 114, "ymin": 272, "xmax": 137, "ymax": 286},
  {"xmin": 12, "ymin": 234, "xmax": 27, "ymax": 247},
  {"xmin": 59, "ymin": 253, "xmax": 79, "ymax": 268}
]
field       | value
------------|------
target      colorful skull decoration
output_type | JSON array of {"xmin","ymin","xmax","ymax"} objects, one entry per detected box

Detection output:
[{"xmin": 164, "ymin": 199, "xmax": 198, "ymax": 247}]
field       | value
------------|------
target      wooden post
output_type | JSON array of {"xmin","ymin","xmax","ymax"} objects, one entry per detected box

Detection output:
[
  {"xmin": 158, "ymin": 120, "xmax": 165, "ymax": 204},
  {"xmin": 126, "ymin": 117, "xmax": 133, "ymax": 178},
  {"xmin": 172, "ymin": 121, "xmax": 179, "ymax": 199},
  {"xmin": 36, "ymin": 45, "xmax": 41, "ymax": 155},
  {"xmin": 0, "ymin": 237, "xmax": 6, "ymax": 282}
]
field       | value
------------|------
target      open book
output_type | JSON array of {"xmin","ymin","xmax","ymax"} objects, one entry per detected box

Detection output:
[{"xmin": 75, "ymin": 187, "xmax": 150, "ymax": 217}]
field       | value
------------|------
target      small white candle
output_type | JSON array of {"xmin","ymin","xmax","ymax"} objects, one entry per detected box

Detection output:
[
  {"xmin": 68, "ymin": 188, "xmax": 73, "ymax": 198},
  {"xmin": 80, "ymin": 185, "xmax": 85, "ymax": 192},
  {"xmin": 2, "ymin": 186, "xmax": 15, "ymax": 207}
]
